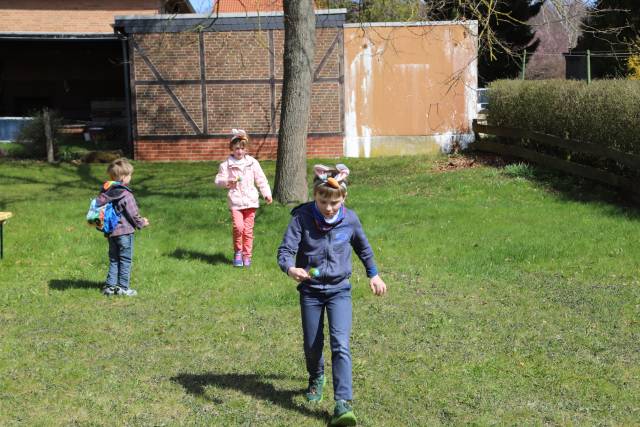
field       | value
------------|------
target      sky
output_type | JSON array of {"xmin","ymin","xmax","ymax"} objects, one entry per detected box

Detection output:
[{"xmin": 189, "ymin": 0, "xmax": 212, "ymax": 13}]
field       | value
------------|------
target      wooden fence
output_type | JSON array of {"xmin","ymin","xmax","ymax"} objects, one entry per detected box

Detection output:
[{"xmin": 472, "ymin": 119, "xmax": 640, "ymax": 200}]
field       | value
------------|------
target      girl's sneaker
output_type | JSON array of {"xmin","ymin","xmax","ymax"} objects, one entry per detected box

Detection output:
[
  {"xmin": 101, "ymin": 285, "xmax": 116, "ymax": 296},
  {"xmin": 115, "ymin": 287, "xmax": 137, "ymax": 297},
  {"xmin": 233, "ymin": 251, "xmax": 243, "ymax": 267},
  {"xmin": 330, "ymin": 400, "xmax": 357, "ymax": 426},
  {"xmin": 305, "ymin": 375, "xmax": 326, "ymax": 402},
  {"xmin": 243, "ymin": 257, "xmax": 251, "ymax": 268}
]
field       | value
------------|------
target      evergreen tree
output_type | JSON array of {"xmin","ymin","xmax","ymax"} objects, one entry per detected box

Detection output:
[
  {"xmin": 574, "ymin": 0, "xmax": 640, "ymax": 78},
  {"xmin": 472, "ymin": 0, "xmax": 544, "ymax": 84}
]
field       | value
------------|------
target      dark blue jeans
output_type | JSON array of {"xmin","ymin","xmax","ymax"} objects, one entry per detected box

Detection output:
[
  {"xmin": 300, "ymin": 286, "xmax": 353, "ymax": 401},
  {"xmin": 106, "ymin": 234, "xmax": 134, "ymax": 289}
]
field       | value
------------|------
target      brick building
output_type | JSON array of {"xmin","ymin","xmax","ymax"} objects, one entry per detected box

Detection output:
[
  {"xmin": 114, "ymin": 8, "xmax": 344, "ymax": 161},
  {"xmin": 0, "ymin": 0, "xmax": 193, "ymax": 139},
  {"xmin": 1, "ymin": 1, "xmax": 478, "ymax": 160}
]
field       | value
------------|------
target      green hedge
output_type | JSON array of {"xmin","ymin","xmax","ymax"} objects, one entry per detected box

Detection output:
[{"xmin": 487, "ymin": 79, "xmax": 640, "ymax": 157}]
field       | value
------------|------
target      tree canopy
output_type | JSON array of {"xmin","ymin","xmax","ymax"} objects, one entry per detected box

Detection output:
[{"xmin": 574, "ymin": 0, "xmax": 640, "ymax": 77}]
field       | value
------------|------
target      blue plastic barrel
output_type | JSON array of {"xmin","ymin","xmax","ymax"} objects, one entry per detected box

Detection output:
[{"xmin": 0, "ymin": 117, "xmax": 34, "ymax": 142}]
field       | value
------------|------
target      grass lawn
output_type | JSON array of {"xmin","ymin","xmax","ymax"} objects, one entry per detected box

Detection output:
[{"xmin": 0, "ymin": 155, "xmax": 639, "ymax": 425}]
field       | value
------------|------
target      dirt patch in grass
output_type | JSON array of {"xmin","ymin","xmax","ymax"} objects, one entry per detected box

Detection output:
[{"xmin": 433, "ymin": 153, "xmax": 511, "ymax": 172}]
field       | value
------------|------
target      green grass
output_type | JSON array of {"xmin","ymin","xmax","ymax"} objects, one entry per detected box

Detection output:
[
  {"xmin": 1, "ymin": 155, "xmax": 639, "ymax": 425},
  {"xmin": 1, "ymin": 131, "xmax": 126, "ymax": 161}
]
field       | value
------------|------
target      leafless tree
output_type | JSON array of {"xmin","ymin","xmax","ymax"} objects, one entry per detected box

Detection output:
[
  {"xmin": 273, "ymin": 0, "xmax": 316, "ymax": 203},
  {"xmin": 527, "ymin": 1, "xmax": 588, "ymax": 79}
]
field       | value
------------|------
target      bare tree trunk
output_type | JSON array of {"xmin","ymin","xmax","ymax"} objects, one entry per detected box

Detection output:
[
  {"xmin": 273, "ymin": 0, "xmax": 316, "ymax": 204},
  {"xmin": 43, "ymin": 108, "xmax": 55, "ymax": 163}
]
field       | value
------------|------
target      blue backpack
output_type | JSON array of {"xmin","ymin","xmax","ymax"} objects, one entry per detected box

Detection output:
[{"xmin": 86, "ymin": 198, "xmax": 121, "ymax": 235}]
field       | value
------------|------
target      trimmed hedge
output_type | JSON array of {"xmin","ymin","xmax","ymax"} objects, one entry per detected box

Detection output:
[{"xmin": 487, "ymin": 79, "xmax": 640, "ymax": 157}]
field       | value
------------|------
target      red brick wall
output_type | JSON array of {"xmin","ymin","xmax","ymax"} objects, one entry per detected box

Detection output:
[
  {"xmin": 204, "ymin": 32, "xmax": 271, "ymax": 80},
  {"xmin": 206, "ymin": 84, "xmax": 272, "ymax": 134},
  {"xmin": 135, "ymin": 85, "xmax": 204, "ymax": 135},
  {"xmin": 135, "ymin": 135, "xmax": 343, "ymax": 161},
  {"xmin": 0, "ymin": 0, "xmax": 162, "ymax": 33},
  {"xmin": 130, "ymin": 25, "xmax": 344, "ymax": 160},
  {"xmin": 133, "ymin": 33, "xmax": 201, "ymax": 80}
]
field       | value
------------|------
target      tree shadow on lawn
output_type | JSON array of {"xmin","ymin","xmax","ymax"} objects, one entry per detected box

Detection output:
[
  {"xmin": 171, "ymin": 372, "xmax": 327, "ymax": 421},
  {"xmin": 519, "ymin": 167, "xmax": 640, "ymax": 218},
  {"xmin": 466, "ymin": 151, "xmax": 640, "ymax": 218},
  {"xmin": 169, "ymin": 249, "xmax": 229, "ymax": 265},
  {"xmin": 49, "ymin": 279, "xmax": 103, "ymax": 291}
]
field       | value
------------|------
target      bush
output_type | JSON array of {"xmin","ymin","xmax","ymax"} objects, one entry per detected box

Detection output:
[
  {"xmin": 487, "ymin": 79, "xmax": 640, "ymax": 157},
  {"xmin": 16, "ymin": 109, "xmax": 63, "ymax": 158},
  {"xmin": 628, "ymin": 55, "xmax": 640, "ymax": 80}
]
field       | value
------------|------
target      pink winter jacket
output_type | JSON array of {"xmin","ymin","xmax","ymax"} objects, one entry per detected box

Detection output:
[{"xmin": 215, "ymin": 155, "xmax": 272, "ymax": 210}]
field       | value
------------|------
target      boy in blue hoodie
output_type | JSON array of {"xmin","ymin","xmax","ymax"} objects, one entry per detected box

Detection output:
[
  {"xmin": 277, "ymin": 164, "xmax": 387, "ymax": 426},
  {"xmin": 96, "ymin": 158, "xmax": 149, "ymax": 296}
]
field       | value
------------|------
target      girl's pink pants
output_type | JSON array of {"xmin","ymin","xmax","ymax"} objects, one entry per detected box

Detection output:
[{"xmin": 231, "ymin": 208, "xmax": 256, "ymax": 258}]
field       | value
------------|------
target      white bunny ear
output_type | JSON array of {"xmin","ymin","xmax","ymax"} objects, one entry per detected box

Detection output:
[
  {"xmin": 335, "ymin": 164, "xmax": 350, "ymax": 182},
  {"xmin": 314, "ymin": 164, "xmax": 331, "ymax": 178},
  {"xmin": 231, "ymin": 128, "xmax": 247, "ymax": 138}
]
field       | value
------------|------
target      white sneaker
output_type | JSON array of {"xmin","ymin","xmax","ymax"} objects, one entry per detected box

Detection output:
[{"xmin": 115, "ymin": 287, "xmax": 137, "ymax": 296}]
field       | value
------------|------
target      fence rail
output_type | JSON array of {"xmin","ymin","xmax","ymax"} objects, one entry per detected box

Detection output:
[{"xmin": 472, "ymin": 119, "xmax": 640, "ymax": 198}]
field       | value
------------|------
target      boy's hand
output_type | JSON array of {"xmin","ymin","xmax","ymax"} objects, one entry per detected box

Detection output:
[
  {"xmin": 369, "ymin": 275, "xmax": 387, "ymax": 296},
  {"xmin": 265, "ymin": 196, "xmax": 273, "ymax": 205},
  {"xmin": 142, "ymin": 217, "xmax": 149, "ymax": 226},
  {"xmin": 287, "ymin": 267, "xmax": 310, "ymax": 282}
]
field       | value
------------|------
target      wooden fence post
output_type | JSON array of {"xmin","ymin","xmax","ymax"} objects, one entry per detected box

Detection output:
[{"xmin": 587, "ymin": 50, "xmax": 591, "ymax": 84}]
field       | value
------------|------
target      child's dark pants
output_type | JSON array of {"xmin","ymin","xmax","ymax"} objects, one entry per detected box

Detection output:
[{"xmin": 300, "ymin": 286, "xmax": 353, "ymax": 400}]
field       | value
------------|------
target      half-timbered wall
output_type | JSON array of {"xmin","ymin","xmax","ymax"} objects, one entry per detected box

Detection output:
[{"xmin": 118, "ymin": 12, "xmax": 345, "ymax": 161}]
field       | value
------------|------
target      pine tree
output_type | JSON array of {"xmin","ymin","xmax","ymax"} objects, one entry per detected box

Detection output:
[
  {"xmin": 468, "ymin": 0, "xmax": 544, "ymax": 84},
  {"xmin": 574, "ymin": 0, "xmax": 640, "ymax": 78}
]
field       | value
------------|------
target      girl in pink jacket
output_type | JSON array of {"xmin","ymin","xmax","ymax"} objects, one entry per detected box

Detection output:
[{"xmin": 215, "ymin": 129, "xmax": 272, "ymax": 267}]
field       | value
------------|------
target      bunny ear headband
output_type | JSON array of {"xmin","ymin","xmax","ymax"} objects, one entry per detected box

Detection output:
[
  {"xmin": 231, "ymin": 128, "xmax": 248, "ymax": 141},
  {"xmin": 314, "ymin": 163, "xmax": 350, "ymax": 189}
]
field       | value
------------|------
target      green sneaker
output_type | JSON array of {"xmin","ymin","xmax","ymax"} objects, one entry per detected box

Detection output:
[
  {"xmin": 305, "ymin": 375, "xmax": 326, "ymax": 402},
  {"xmin": 330, "ymin": 399, "xmax": 357, "ymax": 426}
]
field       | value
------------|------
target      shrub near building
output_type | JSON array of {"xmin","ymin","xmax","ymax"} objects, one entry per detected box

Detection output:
[{"xmin": 487, "ymin": 79, "xmax": 640, "ymax": 167}]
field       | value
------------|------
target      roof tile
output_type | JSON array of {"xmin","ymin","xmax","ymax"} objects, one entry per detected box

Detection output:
[
  {"xmin": 214, "ymin": 0, "xmax": 284, "ymax": 13},
  {"xmin": 213, "ymin": 0, "xmax": 317, "ymax": 13}
]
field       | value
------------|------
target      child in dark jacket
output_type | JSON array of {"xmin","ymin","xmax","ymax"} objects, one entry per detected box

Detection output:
[
  {"xmin": 96, "ymin": 158, "xmax": 149, "ymax": 296},
  {"xmin": 277, "ymin": 164, "xmax": 387, "ymax": 426}
]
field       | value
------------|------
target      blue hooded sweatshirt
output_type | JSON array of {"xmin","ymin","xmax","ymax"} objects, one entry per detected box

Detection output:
[{"xmin": 277, "ymin": 202, "xmax": 378, "ymax": 291}]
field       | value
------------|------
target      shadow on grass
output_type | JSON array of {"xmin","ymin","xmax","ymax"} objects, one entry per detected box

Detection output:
[
  {"xmin": 169, "ymin": 249, "xmax": 230, "ymax": 265},
  {"xmin": 466, "ymin": 151, "xmax": 640, "ymax": 218},
  {"xmin": 49, "ymin": 279, "xmax": 103, "ymax": 291},
  {"xmin": 512, "ymin": 166, "xmax": 640, "ymax": 218},
  {"xmin": 171, "ymin": 372, "xmax": 327, "ymax": 421}
]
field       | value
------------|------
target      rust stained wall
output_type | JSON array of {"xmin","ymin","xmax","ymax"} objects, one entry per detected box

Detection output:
[{"xmin": 343, "ymin": 22, "xmax": 478, "ymax": 157}]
